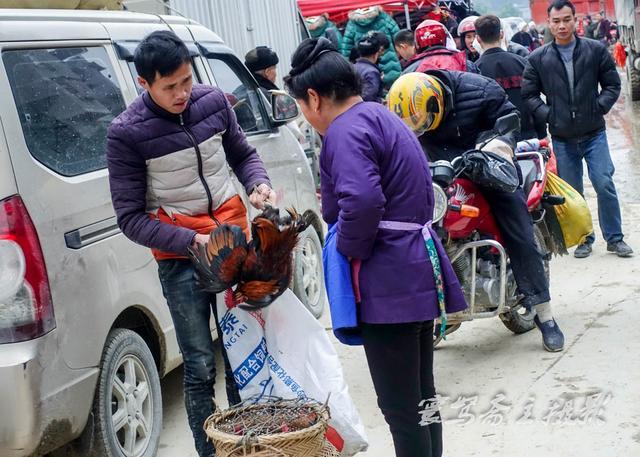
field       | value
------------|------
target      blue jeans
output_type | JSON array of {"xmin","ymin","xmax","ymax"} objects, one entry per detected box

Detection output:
[
  {"xmin": 158, "ymin": 259, "xmax": 241, "ymax": 457},
  {"xmin": 553, "ymin": 131, "xmax": 624, "ymax": 244}
]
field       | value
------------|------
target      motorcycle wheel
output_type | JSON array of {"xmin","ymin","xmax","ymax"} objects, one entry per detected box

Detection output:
[{"xmin": 499, "ymin": 225, "xmax": 550, "ymax": 334}]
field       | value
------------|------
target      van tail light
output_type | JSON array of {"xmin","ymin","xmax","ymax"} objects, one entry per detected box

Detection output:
[{"xmin": 0, "ymin": 195, "xmax": 55, "ymax": 343}]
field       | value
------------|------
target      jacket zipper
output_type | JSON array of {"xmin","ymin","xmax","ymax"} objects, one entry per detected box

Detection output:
[
  {"xmin": 552, "ymin": 40, "xmax": 578, "ymax": 119},
  {"xmin": 179, "ymin": 114, "xmax": 220, "ymax": 225}
]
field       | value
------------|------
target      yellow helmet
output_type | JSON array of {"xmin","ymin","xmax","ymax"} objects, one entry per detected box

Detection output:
[{"xmin": 387, "ymin": 72, "xmax": 445, "ymax": 135}]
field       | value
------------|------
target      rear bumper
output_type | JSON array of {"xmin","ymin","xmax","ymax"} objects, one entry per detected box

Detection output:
[{"xmin": 0, "ymin": 330, "xmax": 98, "ymax": 456}]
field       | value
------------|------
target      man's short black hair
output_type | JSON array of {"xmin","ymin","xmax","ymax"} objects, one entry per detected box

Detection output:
[
  {"xmin": 547, "ymin": 0, "xmax": 576, "ymax": 16},
  {"xmin": 475, "ymin": 15, "xmax": 502, "ymax": 44},
  {"xmin": 134, "ymin": 30, "xmax": 191, "ymax": 85},
  {"xmin": 394, "ymin": 29, "xmax": 414, "ymax": 47}
]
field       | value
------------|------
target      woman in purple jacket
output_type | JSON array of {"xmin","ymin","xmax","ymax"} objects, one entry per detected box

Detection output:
[
  {"xmin": 354, "ymin": 32, "xmax": 384, "ymax": 103},
  {"xmin": 285, "ymin": 38, "xmax": 467, "ymax": 457}
]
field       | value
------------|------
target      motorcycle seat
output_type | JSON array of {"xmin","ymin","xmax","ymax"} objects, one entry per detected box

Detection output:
[{"xmin": 519, "ymin": 159, "xmax": 539, "ymax": 196}]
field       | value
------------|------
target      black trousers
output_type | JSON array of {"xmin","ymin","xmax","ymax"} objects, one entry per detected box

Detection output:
[
  {"xmin": 362, "ymin": 321, "xmax": 442, "ymax": 457},
  {"xmin": 481, "ymin": 186, "xmax": 550, "ymax": 309}
]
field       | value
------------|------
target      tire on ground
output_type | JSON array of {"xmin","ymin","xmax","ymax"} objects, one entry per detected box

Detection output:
[
  {"xmin": 627, "ymin": 57, "xmax": 640, "ymax": 102},
  {"xmin": 89, "ymin": 328, "xmax": 162, "ymax": 457},
  {"xmin": 292, "ymin": 226, "xmax": 326, "ymax": 318}
]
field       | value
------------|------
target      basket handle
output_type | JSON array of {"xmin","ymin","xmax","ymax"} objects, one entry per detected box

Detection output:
[{"xmin": 211, "ymin": 396, "xmax": 222, "ymax": 414}]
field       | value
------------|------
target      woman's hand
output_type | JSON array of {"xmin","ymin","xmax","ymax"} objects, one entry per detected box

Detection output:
[{"xmin": 249, "ymin": 183, "xmax": 277, "ymax": 209}]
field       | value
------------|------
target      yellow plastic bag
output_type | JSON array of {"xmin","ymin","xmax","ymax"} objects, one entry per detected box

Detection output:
[{"xmin": 544, "ymin": 172, "xmax": 593, "ymax": 249}]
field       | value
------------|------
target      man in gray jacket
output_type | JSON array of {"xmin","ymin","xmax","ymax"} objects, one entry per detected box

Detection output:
[{"xmin": 107, "ymin": 31, "xmax": 275, "ymax": 457}]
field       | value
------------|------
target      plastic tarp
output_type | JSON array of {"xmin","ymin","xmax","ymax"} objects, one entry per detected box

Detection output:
[{"xmin": 298, "ymin": 0, "xmax": 436, "ymax": 22}]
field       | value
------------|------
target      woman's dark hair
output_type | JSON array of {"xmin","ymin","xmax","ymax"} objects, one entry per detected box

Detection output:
[
  {"xmin": 475, "ymin": 15, "xmax": 502, "ymax": 44},
  {"xmin": 371, "ymin": 31, "xmax": 390, "ymax": 50},
  {"xmin": 547, "ymin": 0, "xmax": 576, "ymax": 16},
  {"xmin": 349, "ymin": 47, "xmax": 360, "ymax": 63},
  {"xmin": 284, "ymin": 38, "xmax": 361, "ymax": 102},
  {"xmin": 357, "ymin": 32, "xmax": 380, "ymax": 58},
  {"xmin": 134, "ymin": 30, "xmax": 191, "ymax": 85}
]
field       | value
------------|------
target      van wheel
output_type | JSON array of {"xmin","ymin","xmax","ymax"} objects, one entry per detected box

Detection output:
[
  {"xmin": 293, "ymin": 226, "xmax": 326, "ymax": 318},
  {"xmin": 90, "ymin": 329, "xmax": 162, "ymax": 457}
]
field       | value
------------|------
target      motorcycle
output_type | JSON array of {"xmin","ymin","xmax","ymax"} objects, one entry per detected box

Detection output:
[{"xmin": 430, "ymin": 114, "xmax": 564, "ymax": 346}]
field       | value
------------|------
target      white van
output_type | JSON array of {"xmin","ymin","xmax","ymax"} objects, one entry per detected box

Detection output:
[{"xmin": 0, "ymin": 9, "xmax": 325, "ymax": 456}]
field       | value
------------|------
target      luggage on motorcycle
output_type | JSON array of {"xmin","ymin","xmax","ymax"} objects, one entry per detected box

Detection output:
[
  {"xmin": 543, "ymin": 172, "xmax": 593, "ymax": 253},
  {"xmin": 461, "ymin": 150, "xmax": 519, "ymax": 193}
]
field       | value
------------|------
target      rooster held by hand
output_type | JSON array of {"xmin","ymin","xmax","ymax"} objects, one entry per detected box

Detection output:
[{"xmin": 188, "ymin": 206, "xmax": 310, "ymax": 310}]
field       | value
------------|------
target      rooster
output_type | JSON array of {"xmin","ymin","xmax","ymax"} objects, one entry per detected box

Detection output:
[{"xmin": 189, "ymin": 206, "xmax": 310, "ymax": 310}]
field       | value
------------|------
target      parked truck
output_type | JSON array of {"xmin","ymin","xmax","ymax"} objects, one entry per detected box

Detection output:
[{"xmin": 615, "ymin": 0, "xmax": 640, "ymax": 100}]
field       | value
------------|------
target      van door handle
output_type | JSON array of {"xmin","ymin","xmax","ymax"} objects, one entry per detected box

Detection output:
[{"xmin": 65, "ymin": 217, "xmax": 121, "ymax": 249}]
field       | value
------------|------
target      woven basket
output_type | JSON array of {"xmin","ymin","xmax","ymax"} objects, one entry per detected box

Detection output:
[
  {"xmin": 319, "ymin": 441, "xmax": 341, "ymax": 457},
  {"xmin": 227, "ymin": 443, "xmax": 287, "ymax": 456},
  {"xmin": 225, "ymin": 441, "xmax": 339, "ymax": 457},
  {"xmin": 204, "ymin": 400, "xmax": 329, "ymax": 457}
]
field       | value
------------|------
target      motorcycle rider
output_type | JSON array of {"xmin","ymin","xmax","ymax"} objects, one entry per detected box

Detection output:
[
  {"xmin": 403, "ymin": 20, "xmax": 479, "ymax": 74},
  {"xmin": 388, "ymin": 71, "xmax": 565, "ymax": 352},
  {"xmin": 457, "ymin": 16, "xmax": 480, "ymax": 63}
]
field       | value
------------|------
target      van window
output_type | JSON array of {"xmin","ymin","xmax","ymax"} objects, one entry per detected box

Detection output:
[
  {"xmin": 207, "ymin": 57, "xmax": 269, "ymax": 134},
  {"xmin": 2, "ymin": 47, "xmax": 126, "ymax": 177}
]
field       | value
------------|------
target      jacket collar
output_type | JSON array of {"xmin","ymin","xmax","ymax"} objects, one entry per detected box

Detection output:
[
  {"xmin": 551, "ymin": 34, "xmax": 581, "ymax": 53},
  {"xmin": 481, "ymin": 47, "xmax": 506, "ymax": 56},
  {"xmin": 253, "ymin": 73, "xmax": 280, "ymax": 91},
  {"xmin": 409, "ymin": 46, "xmax": 451, "ymax": 64},
  {"xmin": 423, "ymin": 69, "xmax": 455, "ymax": 120},
  {"xmin": 356, "ymin": 57, "xmax": 379, "ymax": 68},
  {"xmin": 143, "ymin": 91, "xmax": 191, "ymax": 124}
]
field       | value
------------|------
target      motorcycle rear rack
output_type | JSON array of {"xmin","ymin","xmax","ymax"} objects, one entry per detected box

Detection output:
[{"xmin": 444, "ymin": 239, "xmax": 508, "ymax": 323}]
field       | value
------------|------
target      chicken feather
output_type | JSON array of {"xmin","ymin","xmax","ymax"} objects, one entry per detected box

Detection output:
[{"xmin": 189, "ymin": 206, "xmax": 311, "ymax": 309}]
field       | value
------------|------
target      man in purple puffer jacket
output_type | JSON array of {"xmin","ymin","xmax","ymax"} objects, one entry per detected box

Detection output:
[{"xmin": 106, "ymin": 31, "xmax": 275, "ymax": 457}]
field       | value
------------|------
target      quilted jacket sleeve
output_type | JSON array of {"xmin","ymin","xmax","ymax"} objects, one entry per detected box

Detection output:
[
  {"xmin": 596, "ymin": 42, "xmax": 621, "ymax": 114},
  {"xmin": 478, "ymin": 78, "xmax": 520, "ymax": 149},
  {"xmin": 380, "ymin": 13, "xmax": 402, "ymax": 85},
  {"xmin": 522, "ymin": 53, "xmax": 551, "ymax": 125},
  {"xmin": 341, "ymin": 21, "xmax": 356, "ymax": 58},
  {"xmin": 107, "ymin": 122, "xmax": 196, "ymax": 255}
]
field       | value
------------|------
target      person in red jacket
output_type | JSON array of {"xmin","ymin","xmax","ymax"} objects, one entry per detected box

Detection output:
[{"xmin": 403, "ymin": 20, "xmax": 478, "ymax": 74}]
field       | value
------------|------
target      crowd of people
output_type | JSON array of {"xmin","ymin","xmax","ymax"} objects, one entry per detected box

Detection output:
[{"xmin": 105, "ymin": 1, "xmax": 631, "ymax": 456}]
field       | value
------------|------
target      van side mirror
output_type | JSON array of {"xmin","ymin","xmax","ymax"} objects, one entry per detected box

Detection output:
[
  {"xmin": 270, "ymin": 90, "xmax": 300, "ymax": 123},
  {"xmin": 495, "ymin": 113, "xmax": 520, "ymax": 135}
]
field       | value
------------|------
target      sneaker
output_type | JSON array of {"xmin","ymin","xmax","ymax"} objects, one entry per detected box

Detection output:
[
  {"xmin": 574, "ymin": 243, "xmax": 592, "ymax": 258},
  {"xmin": 534, "ymin": 316, "xmax": 565, "ymax": 352},
  {"xmin": 607, "ymin": 240, "xmax": 633, "ymax": 258}
]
